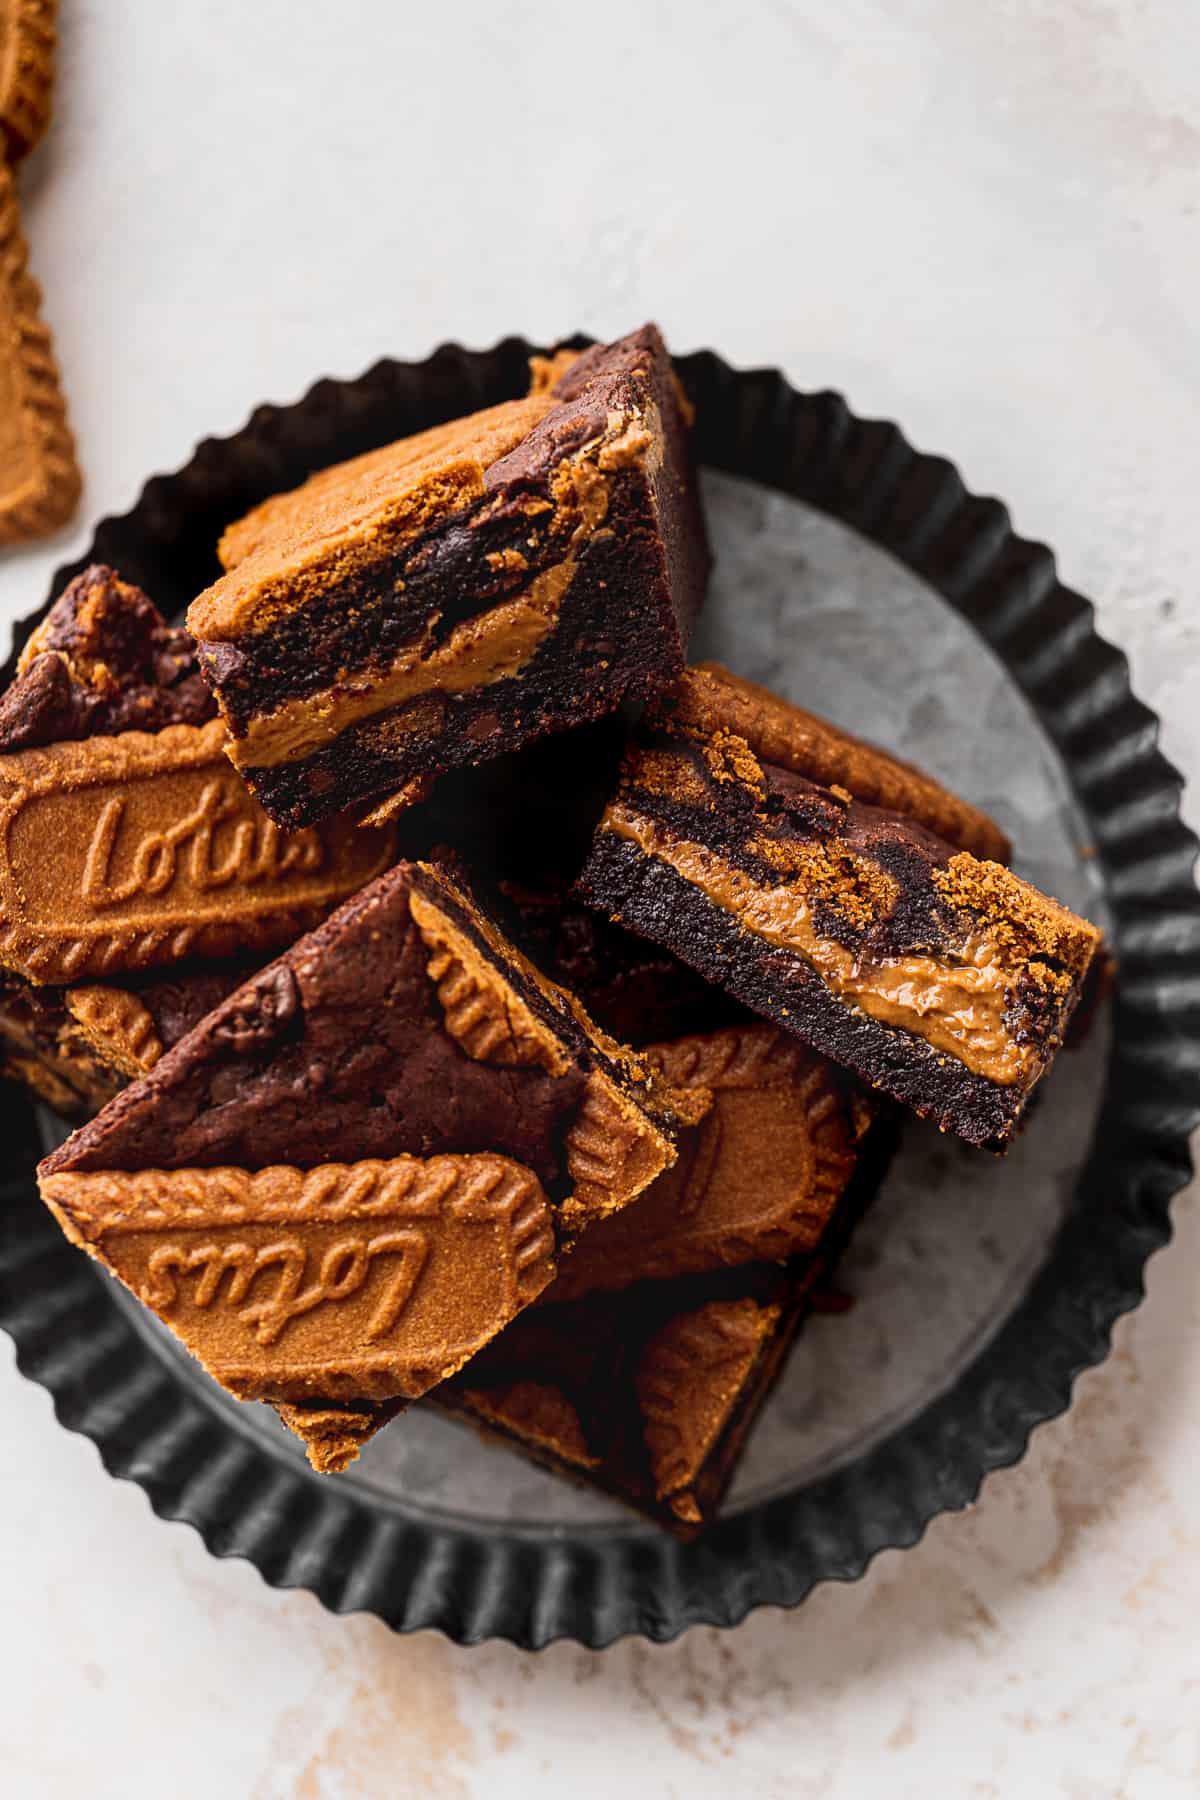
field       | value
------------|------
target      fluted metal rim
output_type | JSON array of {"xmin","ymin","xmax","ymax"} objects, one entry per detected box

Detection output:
[{"xmin": 0, "ymin": 339, "xmax": 1196, "ymax": 1648}]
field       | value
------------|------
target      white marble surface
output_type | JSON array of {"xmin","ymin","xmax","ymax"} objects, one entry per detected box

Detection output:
[{"xmin": 2, "ymin": 2, "xmax": 1198, "ymax": 1794}]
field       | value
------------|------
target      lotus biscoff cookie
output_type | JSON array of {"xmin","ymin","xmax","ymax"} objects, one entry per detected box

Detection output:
[
  {"xmin": 37, "ymin": 859, "xmax": 681, "ymax": 1468},
  {"xmin": 0, "ymin": 567, "xmax": 397, "ymax": 985},
  {"xmin": 0, "ymin": 569, "xmax": 275, "ymax": 1115},
  {"xmin": 0, "ymin": 162, "xmax": 79, "ymax": 543},
  {"xmin": 0, "ymin": 0, "xmax": 55, "ymax": 161}
]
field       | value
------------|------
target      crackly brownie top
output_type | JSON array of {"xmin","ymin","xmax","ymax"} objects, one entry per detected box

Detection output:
[
  {"xmin": 670, "ymin": 665, "xmax": 1012, "ymax": 864},
  {"xmin": 189, "ymin": 324, "xmax": 670, "ymax": 645},
  {"xmin": 0, "ymin": 565, "xmax": 216, "ymax": 752},
  {"xmin": 590, "ymin": 669, "xmax": 1100, "ymax": 1089},
  {"xmin": 40, "ymin": 858, "xmax": 675, "ymax": 1213}
]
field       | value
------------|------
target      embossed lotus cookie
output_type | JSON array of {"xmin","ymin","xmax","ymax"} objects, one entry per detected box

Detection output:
[
  {"xmin": 579, "ymin": 663, "xmax": 1101, "ymax": 1148},
  {"xmin": 545, "ymin": 1023, "xmax": 882, "ymax": 1302},
  {"xmin": 188, "ymin": 324, "xmax": 709, "ymax": 829},
  {"xmin": 38, "ymin": 859, "xmax": 681, "ymax": 1470},
  {"xmin": 0, "ymin": 163, "xmax": 79, "ymax": 543},
  {"xmin": 0, "ymin": 718, "xmax": 397, "ymax": 984},
  {"xmin": 0, "ymin": 568, "xmax": 276, "ymax": 1117}
]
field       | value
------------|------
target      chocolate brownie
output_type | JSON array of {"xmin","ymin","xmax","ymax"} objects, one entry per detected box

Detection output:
[
  {"xmin": 188, "ymin": 325, "xmax": 710, "ymax": 828},
  {"xmin": 0, "ymin": 961, "xmax": 257, "ymax": 1120},
  {"xmin": 38, "ymin": 860, "xmax": 680, "ymax": 1465},
  {"xmin": 0, "ymin": 564, "xmax": 216, "ymax": 751},
  {"xmin": 438, "ymin": 1272, "xmax": 803, "ymax": 1534},
  {"xmin": 491, "ymin": 874, "xmax": 744, "ymax": 1046},
  {"xmin": 578, "ymin": 665, "xmax": 1101, "ymax": 1149}
]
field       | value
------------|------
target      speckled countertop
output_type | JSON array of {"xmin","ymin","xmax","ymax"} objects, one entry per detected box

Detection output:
[{"xmin": 2, "ymin": 4, "xmax": 1198, "ymax": 1795}]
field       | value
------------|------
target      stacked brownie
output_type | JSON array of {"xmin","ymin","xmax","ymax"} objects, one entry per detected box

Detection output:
[{"xmin": 9, "ymin": 325, "xmax": 1101, "ymax": 1534}]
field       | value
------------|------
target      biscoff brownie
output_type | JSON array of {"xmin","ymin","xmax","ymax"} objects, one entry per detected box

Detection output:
[
  {"xmin": 438, "ymin": 1080, "xmax": 894, "ymax": 1538},
  {"xmin": 38, "ymin": 859, "xmax": 680, "ymax": 1469},
  {"xmin": 579, "ymin": 665, "xmax": 1100, "ymax": 1149},
  {"xmin": 0, "ymin": 568, "xmax": 396, "ymax": 990},
  {"xmin": 0, "ymin": 567, "xmax": 376, "ymax": 1115},
  {"xmin": 188, "ymin": 325, "xmax": 709, "ymax": 828},
  {"xmin": 440, "ymin": 1273, "xmax": 804, "ymax": 1535}
]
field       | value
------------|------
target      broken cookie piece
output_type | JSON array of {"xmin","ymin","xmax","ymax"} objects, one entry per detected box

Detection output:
[
  {"xmin": 0, "ymin": 564, "xmax": 216, "ymax": 752},
  {"xmin": 578, "ymin": 664, "xmax": 1100, "ymax": 1148},
  {"xmin": 37, "ymin": 860, "xmax": 680, "ymax": 1464},
  {"xmin": 189, "ymin": 324, "xmax": 709, "ymax": 828},
  {"xmin": 545, "ymin": 1022, "xmax": 882, "ymax": 1302},
  {"xmin": 0, "ymin": 163, "xmax": 79, "ymax": 543}
]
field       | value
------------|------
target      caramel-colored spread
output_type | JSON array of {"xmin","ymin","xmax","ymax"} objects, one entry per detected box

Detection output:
[
  {"xmin": 227, "ymin": 567, "xmax": 570, "ymax": 771},
  {"xmin": 194, "ymin": 396, "xmax": 556, "ymax": 638},
  {"xmin": 226, "ymin": 404, "xmax": 658, "ymax": 771},
  {"xmin": 603, "ymin": 803, "xmax": 1034, "ymax": 1085},
  {"xmin": 672, "ymin": 665, "xmax": 1012, "ymax": 865}
]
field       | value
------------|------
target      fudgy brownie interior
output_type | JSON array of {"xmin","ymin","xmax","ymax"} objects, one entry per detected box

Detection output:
[
  {"xmin": 189, "ymin": 326, "xmax": 710, "ymax": 827},
  {"xmin": 580, "ymin": 666, "xmax": 1099, "ymax": 1147}
]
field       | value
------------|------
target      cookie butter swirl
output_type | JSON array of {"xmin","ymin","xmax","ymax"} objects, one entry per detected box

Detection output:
[
  {"xmin": 224, "ymin": 403, "xmax": 660, "ymax": 772},
  {"xmin": 603, "ymin": 804, "xmax": 1033, "ymax": 1086},
  {"xmin": 226, "ymin": 572, "xmax": 571, "ymax": 771}
]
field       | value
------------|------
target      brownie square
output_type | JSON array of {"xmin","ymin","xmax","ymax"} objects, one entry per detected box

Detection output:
[
  {"xmin": 578, "ymin": 664, "xmax": 1101, "ymax": 1149},
  {"xmin": 189, "ymin": 324, "xmax": 710, "ymax": 828},
  {"xmin": 438, "ymin": 1274, "xmax": 805, "ymax": 1536},
  {"xmin": 37, "ymin": 859, "xmax": 680, "ymax": 1467},
  {"xmin": 436, "ymin": 1070, "xmax": 895, "ymax": 1536}
]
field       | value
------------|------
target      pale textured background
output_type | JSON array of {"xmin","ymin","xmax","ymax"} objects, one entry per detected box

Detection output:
[{"xmin": 2, "ymin": 2, "xmax": 1198, "ymax": 1795}]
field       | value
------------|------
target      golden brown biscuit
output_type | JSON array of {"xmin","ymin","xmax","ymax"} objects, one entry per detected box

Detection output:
[
  {"xmin": 545, "ymin": 1024, "xmax": 874, "ymax": 1301},
  {"xmin": 39, "ymin": 1155, "xmax": 558, "ymax": 1407},
  {"xmin": 0, "ymin": 163, "xmax": 79, "ymax": 543},
  {"xmin": 0, "ymin": 718, "xmax": 395, "ymax": 984},
  {"xmin": 0, "ymin": 0, "xmax": 55, "ymax": 161}
]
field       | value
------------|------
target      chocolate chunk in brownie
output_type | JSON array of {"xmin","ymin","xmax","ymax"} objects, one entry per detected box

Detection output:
[
  {"xmin": 0, "ymin": 564, "xmax": 216, "ymax": 752},
  {"xmin": 188, "ymin": 325, "xmax": 710, "ymax": 828},
  {"xmin": 578, "ymin": 665, "xmax": 1101, "ymax": 1150},
  {"xmin": 0, "ymin": 960, "xmax": 260, "ymax": 1120},
  {"xmin": 37, "ymin": 860, "xmax": 681, "ymax": 1461}
]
